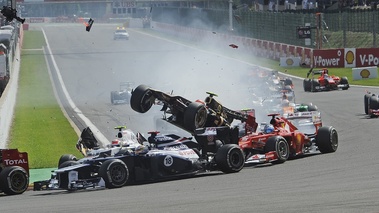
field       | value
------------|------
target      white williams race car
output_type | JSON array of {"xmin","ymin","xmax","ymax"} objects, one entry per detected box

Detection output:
[{"xmin": 111, "ymin": 82, "xmax": 134, "ymax": 105}]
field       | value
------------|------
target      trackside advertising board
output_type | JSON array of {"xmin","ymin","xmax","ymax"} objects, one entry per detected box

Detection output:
[
  {"xmin": 352, "ymin": 66, "xmax": 378, "ymax": 80},
  {"xmin": 313, "ymin": 49, "xmax": 344, "ymax": 68},
  {"xmin": 313, "ymin": 48, "xmax": 379, "ymax": 68}
]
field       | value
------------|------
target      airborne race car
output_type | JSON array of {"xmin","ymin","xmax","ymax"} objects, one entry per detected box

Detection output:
[
  {"xmin": 33, "ymin": 126, "xmax": 245, "ymax": 191},
  {"xmin": 110, "ymin": 82, "xmax": 134, "ymax": 105},
  {"xmin": 130, "ymin": 85, "xmax": 258, "ymax": 151},
  {"xmin": 303, "ymin": 68, "xmax": 349, "ymax": 92},
  {"xmin": 0, "ymin": 149, "xmax": 29, "ymax": 195}
]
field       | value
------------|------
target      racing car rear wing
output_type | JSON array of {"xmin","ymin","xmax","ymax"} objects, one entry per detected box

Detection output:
[
  {"xmin": 0, "ymin": 149, "xmax": 29, "ymax": 175},
  {"xmin": 284, "ymin": 111, "xmax": 321, "ymax": 123},
  {"xmin": 306, "ymin": 68, "xmax": 325, "ymax": 78}
]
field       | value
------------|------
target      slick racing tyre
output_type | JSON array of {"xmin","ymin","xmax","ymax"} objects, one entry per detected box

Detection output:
[
  {"xmin": 130, "ymin": 84, "xmax": 154, "ymax": 113},
  {"xmin": 303, "ymin": 79, "xmax": 311, "ymax": 92},
  {"xmin": 183, "ymin": 102, "xmax": 208, "ymax": 132},
  {"xmin": 316, "ymin": 126, "xmax": 338, "ymax": 153},
  {"xmin": 215, "ymin": 144, "xmax": 245, "ymax": 173},
  {"xmin": 340, "ymin": 77, "xmax": 349, "ymax": 90},
  {"xmin": 264, "ymin": 136, "xmax": 289, "ymax": 164},
  {"xmin": 364, "ymin": 93, "xmax": 372, "ymax": 114},
  {"xmin": 99, "ymin": 159, "xmax": 129, "ymax": 189},
  {"xmin": 0, "ymin": 166, "xmax": 29, "ymax": 195},
  {"xmin": 369, "ymin": 95, "xmax": 379, "ymax": 111},
  {"xmin": 58, "ymin": 154, "xmax": 78, "ymax": 168},
  {"xmin": 311, "ymin": 79, "xmax": 320, "ymax": 92}
]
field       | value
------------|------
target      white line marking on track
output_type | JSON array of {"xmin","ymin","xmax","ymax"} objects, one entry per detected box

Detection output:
[{"xmin": 42, "ymin": 28, "xmax": 110, "ymax": 146}]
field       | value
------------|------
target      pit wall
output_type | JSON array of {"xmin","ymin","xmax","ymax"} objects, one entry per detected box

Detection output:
[{"xmin": 151, "ymin": 22, "xmax": 379, "ymax": 68}]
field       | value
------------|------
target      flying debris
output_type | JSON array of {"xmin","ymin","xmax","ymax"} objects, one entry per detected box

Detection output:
[
  {"xmin": 229, "ymin": 44, "xmax": 238, "ymax": 49},
  {"xmin": 85, "ymin": 18, "xmax": 94, "ymax": 32}
]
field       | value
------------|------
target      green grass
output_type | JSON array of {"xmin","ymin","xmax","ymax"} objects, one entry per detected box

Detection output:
[
  {"xmin": 7, "ymin": 31, "xmax": 79, "ymax": 169},
  {"xmin": 21, "ymin": 31, "xmax": 46, "ymax": 49}
]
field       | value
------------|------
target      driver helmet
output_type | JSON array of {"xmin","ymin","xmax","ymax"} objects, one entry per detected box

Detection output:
[
  {"xmin": 119, "ymin": 129, "xmax": 139, "ymax": 147},
  {"xmin": 264, "ymin": 124, "xmax": 275, "ymax": 134},
  {"xmin": 135, "ymin": 144, "xmax": 149, "ymax": 155}
]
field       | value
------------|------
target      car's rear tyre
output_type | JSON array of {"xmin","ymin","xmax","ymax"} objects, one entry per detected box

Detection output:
[
  {"xmin": 316, "ymin": 126, "xmax": 338, "ymax": 153},
  {"xmin": 264, "ymin": 136, "xmax": 289, "ymax": 164},
  {"xmin": 340, "ymin": 77, "xmax": 349, "ymax": 90},
  {"xmin": 99, "ymin": 159, "xmax": 129, "ymax": 189},
  {"xmin": 130, "ymin": 84, "xmax": 154, "ymax": 113},
  {"xmin": 0, "ymin": 166, "xmax": 29, "ymax": 195},
  {"xmin": 183, "ymin": 102, "xmax": 208, "ymax": 132},
  {"xmin": 364, "ymin": 93, "xmax": 372, "ymax": 114},
  {"xmin": 311, "ymin": 79, "xmax": 320, "ymax": 92},
  {"xmin": 369, "ymin": 95, "xmax": 379, "ymax": 110},
  {"xmin": 58, "ymin": 154, "xmax": 78, "ymax": 168},
  {"xmin": 215, "ymin": 144, "xmax": 245, "ymax": 173},
  {"xmin": 303, "ymin": 79, "xmax": 311, "ymax": 92}
]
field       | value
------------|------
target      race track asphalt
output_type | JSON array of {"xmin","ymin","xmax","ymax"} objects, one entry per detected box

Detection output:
[{"xmin": 2, "ymin": 23, "xmax": 379, "ymax": 213}]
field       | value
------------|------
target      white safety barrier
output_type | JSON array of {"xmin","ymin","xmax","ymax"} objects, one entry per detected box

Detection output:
[{"xmin": 0, "ymin": 41, "xmax": 20, "ymax": 148}]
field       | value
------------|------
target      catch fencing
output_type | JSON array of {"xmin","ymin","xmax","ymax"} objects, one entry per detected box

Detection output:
[{"xmin": 152, "ymin": 7, "xmax": 379, "ymax": 49}]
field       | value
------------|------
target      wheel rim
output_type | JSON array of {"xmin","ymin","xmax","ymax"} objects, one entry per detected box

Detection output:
[
  {"xmin": 229, "ymin": 149, "xmax": 243, "ymax": 168},
  {"xmin": 109, "ymin": 165, "xmax": 127, "ymax": 184},
  {"xmin": 194, "ymin": 106, "xmax": 207, "ymax": 128},
  {"xmin": 330, "ymin": 129, "xmax": 338, "ymax": 151},
  {"xmin": 10, "ymin": 171, "xmax": 27, "ymax": 192},
  {"xmin": 278, "ymin": 141, "xmax": 289, "ymax": 159},
  {"xmin": 140, "ymin": 91, "xmax": 154, "ymax": 112}
]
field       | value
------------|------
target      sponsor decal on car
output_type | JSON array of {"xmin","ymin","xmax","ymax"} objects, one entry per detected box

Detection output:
[
  {"xmin": 164, "ymin": 155, "xmax": 173, "ymax": 167},
  {"xmin": 3, "ymin": 159, "xmax": 28, "ymax": 165}
]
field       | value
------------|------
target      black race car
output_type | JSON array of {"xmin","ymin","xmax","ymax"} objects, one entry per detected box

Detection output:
[
  {"xmin": 33, "ymin": 126, "xmax": 245, "ymax": 191},
  {"xmin": 130, "ymin": 84, "xmax": 257, "ymax": 136},
  {"xmin": 111, "ymin": 82, "xmax": 134, "ymax": 105}
]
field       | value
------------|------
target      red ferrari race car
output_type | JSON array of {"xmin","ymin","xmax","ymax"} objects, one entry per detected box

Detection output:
[
  {"xmin": 239, "ymin": 112, "xmax": 338, "ymax": 164},
  {"xmin": 0, "ymin": 149, "xmax": 29, "ymax": 195},
  {"xmin": 364, "ymin": 91, "xmax": 379, "ymax": 117},
  {"xmin": 303, "ymin": 68, "xmax": 349, "ymax": 92}
]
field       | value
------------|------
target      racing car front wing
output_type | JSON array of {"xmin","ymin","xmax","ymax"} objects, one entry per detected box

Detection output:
[{"xmin": 245, "ymin": 151, "xmax": 278, "ymax": 164}]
